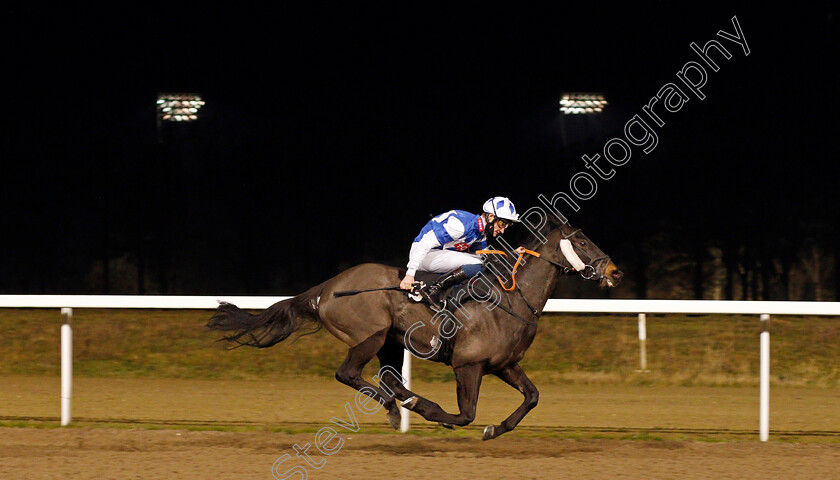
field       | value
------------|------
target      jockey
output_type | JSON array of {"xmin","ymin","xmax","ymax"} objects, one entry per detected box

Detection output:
[{"xmin": 399, "ymin": 196, "xmax": 520, "ymax": 311}]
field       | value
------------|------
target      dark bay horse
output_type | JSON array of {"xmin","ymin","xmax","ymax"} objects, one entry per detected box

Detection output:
[{"xmin": 207, "ymin": 217, "xmax": 622, "ymax": 440}]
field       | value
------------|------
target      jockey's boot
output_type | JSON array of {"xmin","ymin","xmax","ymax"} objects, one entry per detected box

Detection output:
[{"xmin": 420, "ymin": 267, "xmax": 468, "ymax": 312}]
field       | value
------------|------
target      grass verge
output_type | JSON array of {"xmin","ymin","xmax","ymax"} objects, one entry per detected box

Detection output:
[{"xmin": 1, "ymin": 308, "xmax": 837, "ymax": 386}]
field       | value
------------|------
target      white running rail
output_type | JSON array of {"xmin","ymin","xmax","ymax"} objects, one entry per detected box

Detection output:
[{"xmin": 2, "ymin": 295, "xmax": 838, "ymax": 440}]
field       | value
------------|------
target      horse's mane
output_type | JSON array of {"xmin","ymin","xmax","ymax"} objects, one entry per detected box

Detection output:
[{"xmin": 497, "ymin": 216, "xmax": 566, "ymax": 252}]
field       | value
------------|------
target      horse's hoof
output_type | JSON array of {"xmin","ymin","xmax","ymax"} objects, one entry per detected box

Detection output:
[
  {"xmin": 439, "ymin": 422, "xmax": 454, "ymax": 430},
  {"xmin": 482, "ymin": 424, "xmax": 496, "ymax": 441},
  {"xmin": 400, "ymin": 396, "xmax": 418, "ymax": 410},
  {"xmin": 386, "ymin": 411, "xmax": 401, "ymax": 430}
]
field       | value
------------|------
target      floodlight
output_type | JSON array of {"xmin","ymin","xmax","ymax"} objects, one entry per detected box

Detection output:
[
  {"xmin": 156, "ymin": 93, "xmax": 205, "ymax": 122},
  {"xmin": 559, "ymin": 93, "xmax": 607, "ymax": 114}
]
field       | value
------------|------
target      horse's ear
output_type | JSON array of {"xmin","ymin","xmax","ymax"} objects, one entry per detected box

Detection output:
[
  {"xmin": 546, "ymin": 214, "xmax": 574, "ymax": 231},
  {"xmin": 547, "ymin": 215, "xmax": 564, "ymax": 228}
]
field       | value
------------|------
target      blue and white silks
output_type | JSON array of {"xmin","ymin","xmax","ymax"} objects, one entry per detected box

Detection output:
[{"xmin": 406, "ymin": 210, "xmax": 487, "ymax": 278}]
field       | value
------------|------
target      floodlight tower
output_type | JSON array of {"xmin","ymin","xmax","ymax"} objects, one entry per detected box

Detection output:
[
  {"xmin": 558, "ymin": 92, "xmax": 608, "ymax": 154},
  {"xmin": 156, "ymin": 93, "xmax": 205, "ymax": 142},
  {"xmin": 559, "ymin": 92, "xmax": 608, "ymax": 114},
  {"xmin": 152, "ymin": 93, "xmax": 206, "ymax": 293}
]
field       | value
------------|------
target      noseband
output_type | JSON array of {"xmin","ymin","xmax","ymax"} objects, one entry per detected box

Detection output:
[{"xmin": 558, "ymin": 228, "xmax": 611, "ymax": 281}]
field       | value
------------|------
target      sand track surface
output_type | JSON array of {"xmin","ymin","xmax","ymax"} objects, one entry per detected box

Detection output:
[
  {"xmin": 4, "ymin": 376, "xmax": 839, "ymax": 479},
  {"xmin": 3, "ymin": 427, "xmax": 840, "ymax": 480}
]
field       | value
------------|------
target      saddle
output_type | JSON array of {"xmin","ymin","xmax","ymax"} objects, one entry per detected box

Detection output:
[
  {"xmin": 409, "ymin": 271, "xmax": 495, "ymax": 311},
  {"xmin": 402, "ymin": 271, "xmax": 493, "ymax": 366},
  {"xmin": 402, "ymin": 256, "xmax": 531, "ymax": 365},
  {"xmin": 408, "ymin": 253, "xmax": 511, "ymax": 313}
]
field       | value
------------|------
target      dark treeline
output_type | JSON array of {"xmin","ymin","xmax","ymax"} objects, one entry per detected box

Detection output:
[{"xmin": 2, "ymin": 205, "xmax": 836, "ymax": 301}]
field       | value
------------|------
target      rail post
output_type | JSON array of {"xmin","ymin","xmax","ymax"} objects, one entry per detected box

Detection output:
[
  {"xmin": 637, "ymin": 313, "xmax": 649, "ymax": 372},
  {"xmin": 400, "ymin": 349, "xmax": 411, "ymax": 433},
  {"xmin": 759, "ymin": 313, "xmax": 770, "ymax": 442},
  {"xmin": 61, "ymin": 308, "xmax": 73, "ymax": 426}
]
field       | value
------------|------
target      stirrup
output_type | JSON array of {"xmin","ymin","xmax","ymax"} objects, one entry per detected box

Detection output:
[
  {"xmin": 408, "ymin": 281, "xmax": 424, "ymax": 302},
  {"xmin": 419, "ymin": 285, "xmax": 446, "ymax": 312}
]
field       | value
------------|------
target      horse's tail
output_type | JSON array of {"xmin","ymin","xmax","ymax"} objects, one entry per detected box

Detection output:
[{"xmin": 206, "ymin": 284, "xmax": 324, "ymax": 348}]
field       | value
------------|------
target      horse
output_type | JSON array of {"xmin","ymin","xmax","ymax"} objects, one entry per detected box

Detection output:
[{"xmin": 207, "ymin": 216, "xmax": 622, "ymax": 440}]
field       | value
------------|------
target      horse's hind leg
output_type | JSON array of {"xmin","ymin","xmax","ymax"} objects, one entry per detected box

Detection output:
[
  {"xmin": 400, "ymin": 362, "xmax": 484, "ymax": 427},
  {"xmin": 334, "ymin": 328, "xmax": 396, "ymax": 423},
  {"xmin": 375, "ymin": 345, "xmax": 459, "ymax": 429},
  {"xmin": 481, "ymin": 364, "xmax": 538, "ymax": 440}
]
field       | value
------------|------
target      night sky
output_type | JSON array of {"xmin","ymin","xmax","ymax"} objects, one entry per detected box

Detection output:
[{"xmin": 4, "ymin": 4, "xmax": 838, "ymax": 296}]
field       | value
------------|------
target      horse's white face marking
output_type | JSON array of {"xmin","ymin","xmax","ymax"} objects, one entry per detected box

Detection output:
[{"xmin": 559, "ymin": 239, "xmax": 586, "ymax": 271}]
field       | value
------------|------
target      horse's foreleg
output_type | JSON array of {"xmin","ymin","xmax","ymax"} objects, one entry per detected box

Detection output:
[
  {"xmin": 401, "ymin": 362, "xmax": 483, "ymax": 427},
  {"xmin": 482, "ymin": 364, "xmax": 538, "ymax": 440},
  {"xmin": 334, "ymin": 329, "xmax": 397, "ymax": 423}
]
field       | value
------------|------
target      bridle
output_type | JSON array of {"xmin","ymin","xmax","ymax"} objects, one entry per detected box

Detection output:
[
  {"xmin": 476, "ymin": 228, "xmax": 612, "ymax": 321},
  {"xmin": 558, "ymin": 228, "xmax": 612, "ymax": 281},
  {"xmin": 480, "ymin": 229, "xmax": 611, "ymax": 283}
]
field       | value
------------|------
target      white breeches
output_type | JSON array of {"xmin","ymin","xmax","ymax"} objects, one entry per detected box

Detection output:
[{"xmin": 411, "ymin": 247, "xmax": 483, "ymax": 274}]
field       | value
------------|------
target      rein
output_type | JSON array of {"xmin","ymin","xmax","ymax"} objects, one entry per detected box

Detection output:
[
  {"xmin": 476, "ymin": 248, "xmax": 564, "ymax": 321},
  {"xmin": 477, "ymin": 244, "xmax": 609, "ymax": 320},
  {"xmin": 475, "ymin": 248, "xmax": 572, "ymax": 292}
]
